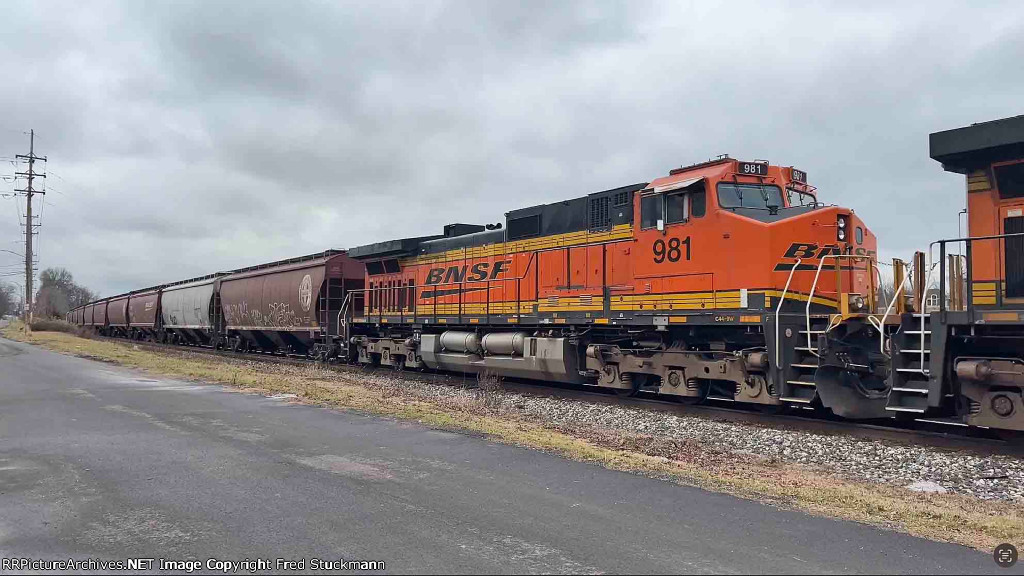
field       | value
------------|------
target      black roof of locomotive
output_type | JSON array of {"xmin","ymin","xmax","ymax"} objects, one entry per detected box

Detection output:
[
  {"xmin": 347, "ymin": 181, "xmax": 648, "ymax": 261},
  {"xmin": 346, "ymin": 235, "xmax": 444, "ymax": 260},
  {"xmin": 930, "ymin": 115, "xmax": 1024, "ymax": 174}
]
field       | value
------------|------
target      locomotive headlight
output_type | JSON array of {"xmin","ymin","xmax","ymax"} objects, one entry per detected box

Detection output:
[
  {"xmin": 850, "ymin": 294, "xmax": 865, "ymax": 311},
  {"xmin": 837, "ymin": 215, "xmax": 850, "ymax": 241}
]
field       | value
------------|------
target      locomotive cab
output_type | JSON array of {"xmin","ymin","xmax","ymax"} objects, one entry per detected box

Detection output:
[
  {"xmin": 638, "ymin": 157, "xmax": 878, "ymax": 318},
  {"xmin": 925, "ymin": 115, "xmax": 1024, "ymax": 431}
]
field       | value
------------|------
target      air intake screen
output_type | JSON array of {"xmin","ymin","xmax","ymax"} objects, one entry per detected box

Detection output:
[
  {"xmin": 508, "ymin": 214, "xmax": 541, "ymax": 240},
  {"xmin": 589, "ymin": 196, "xmax": 611, "ymax": 231}
]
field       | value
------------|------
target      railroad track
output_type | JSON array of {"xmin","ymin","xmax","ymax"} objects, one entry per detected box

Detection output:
[{"xmin": 97, "ymin": 336, "xmax": 1023, "ymax": 456}]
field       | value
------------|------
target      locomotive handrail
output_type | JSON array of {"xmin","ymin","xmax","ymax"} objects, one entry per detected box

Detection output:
[
  {"xmin": 805, "ymin": 253, "xmax": 877, "ymax": 357},
  {"xmin": 774, "ymin": 258, "xmax": 802, "ymax": 367},
  {"xmin": 918, "ymin": 248, "xmax": 939, "ymax": 373},
  {"xmin": 921, "ymin": 231, "xmax": 1024, "ymax": 375},
  {"xmin": 336, "ymin": 291, "xmax": 353, "ymax": 343},
  {"xmin": 357, "ymin": 251, "xmax": 540, "ymax": 324},
  {"xmin": 875, "ymin": 262, "xmax": 913, "ymax": 355}
]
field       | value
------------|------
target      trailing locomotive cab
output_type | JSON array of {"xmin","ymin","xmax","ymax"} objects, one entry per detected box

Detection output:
[
  {"xmin": 920, "ymin": 115, "xmax": 1024, "ymax": 432},
  {"xmin": 345, "ymin": 156, "xmax": 879, "ymax": 412}
]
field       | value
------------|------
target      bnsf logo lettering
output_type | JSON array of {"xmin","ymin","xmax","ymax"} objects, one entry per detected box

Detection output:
[
  {"xmin": 425, "ymin": 261, "xmax": 511, "ymax": 285},
  {"xmin": 783, "ymin": 243, "xmax": 876, "ymax": 259}
]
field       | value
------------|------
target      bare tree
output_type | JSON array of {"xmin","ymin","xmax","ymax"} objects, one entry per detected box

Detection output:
[
  {"xmin": 33, "ymin": 268, "xmax": 97, "ymax": 318},
  {"xmin": 0, "ymin": 283, "xmax": 18, "ymax": 318}
]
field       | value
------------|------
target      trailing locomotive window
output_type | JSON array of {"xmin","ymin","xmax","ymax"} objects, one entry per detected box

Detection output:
[
  {"xmin": 366, "ymin": 261, "xmax": 385, "ymax": 276},
  {"xmin": 717, "ymin": 183, "xmax": 784, "ymax": 210},
  {"xmin": 855, "ymin": 227, "xmax": 864, "ymax": 244},
  {"xmin": 508, "ymin": 214, "xmax": 541, "ymax": 239},
  {"xmin": 589, "ymin": 196, "xmax": 611, "ymax": 231},
  {"xmin": 787, "ymin": 189, "xmax": 816, "ymax": 207},
  {"xmin": 613, "ymin": 191, "xmax": 630, "ymax": 206},
  {"xmin": 641, "ymin": 194, "xmax": 663, "ymax": 228},
  {"xmin": 383, "ymin": 259, "xmax": 401, "ymax": 274},
  {"xmin": 666, "ymin": 192, "xmax": 689, "ymax": 224},
  {"xmin": 691, "ymin": 188, "xmax": 706, "ymax": 217},
  {"xmin": 995, "ymin": 162, "xmax": 1024, "ymax": 200}
]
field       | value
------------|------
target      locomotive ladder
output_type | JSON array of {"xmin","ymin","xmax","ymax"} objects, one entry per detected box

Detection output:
[
  {"xmin": 779, "ymin": 317, "xmax": 830, "ymax": 404},
  {"xmin": 781, "ymin": 252, "xmax": 880, "ymax": 406},
  {"xmin": 773, "ymin": 256, "xmax": 828, "ymax": 405},
  {"xmin": 885, "ymin": 312, "xmax": 933, "ymax": 413}
]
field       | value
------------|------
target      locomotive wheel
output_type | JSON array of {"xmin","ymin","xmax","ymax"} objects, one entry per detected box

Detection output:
[
  {"xmin": 679, "ymin": 379, "xmax": 710, "ymax": 405},
  {"xmin": 393, "ymin": 355, "xmax": 406, "ymax": 372},
  {"xmin": 614, "ymin": 373, "xmax": 645, "ymax": 397}
]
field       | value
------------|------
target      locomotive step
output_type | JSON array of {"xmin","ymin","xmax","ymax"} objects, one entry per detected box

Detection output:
[
  {"xmin": 786, "ymin": 379, "xmax": 816, "ymax": 387},
  {"xmin": 780, "ymin": 396, "xmax": 814, "ymax": 404},
  {"xmin": 898, "ymin": 348, "xmax": 931, "ymax": 354},
  {"xmin": 891, "ymin": 386, "xmax": 929, "ymax": 394},
  {"xmin": 790, "ymin": 363, "xmax": 819, "ymax": 369},
  {"xmin": 793, "ymin": 346, "xmax": 819, "ymax": 352},
  {"xmin": 896, "ymin": 367, "xmax": 931, "ymax": 375},
  {"xmin": 885, "ymin": 406, "xmax": 927, "ymax": 413},
  {"xmin": 904, "ymin": 330, "xmax": 931, "ymax": 335}
]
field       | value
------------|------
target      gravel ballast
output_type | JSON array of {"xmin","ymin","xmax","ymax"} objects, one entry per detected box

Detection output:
[
  {"xmin": 344, "ymin": 367, "xmax": 1024, "ymax": 502},
  {"xmin": 188, "ymin": 352, "xmax": 1024, "ymax": 502}
]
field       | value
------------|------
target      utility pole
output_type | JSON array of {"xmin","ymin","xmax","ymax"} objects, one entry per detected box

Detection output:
[{"xmin": 15, "ymin": 130, "xmax": 45, "ymax": 322}]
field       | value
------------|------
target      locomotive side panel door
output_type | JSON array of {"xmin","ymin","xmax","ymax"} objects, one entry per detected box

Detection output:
[
  {"xmin": 1004, "ymin": 213, "xmax": 1024, "ymax": 299},
  {"xmin": 538, "ymin": 249, "xmax": 567, "ymax": 295},
  {"xmin": 569, "ymin": 245, "xmax": 587, "ymax": 290}
]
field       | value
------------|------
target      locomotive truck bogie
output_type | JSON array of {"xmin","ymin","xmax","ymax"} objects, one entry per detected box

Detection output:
[{"xmin": 585, "ymin": 339, "xmax": 778, "ymax": 405}]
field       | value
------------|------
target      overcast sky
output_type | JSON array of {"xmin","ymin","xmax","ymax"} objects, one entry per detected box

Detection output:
[{"xmin": 1, "ymin": 0, "xmax": 1022, "ymax": 297}]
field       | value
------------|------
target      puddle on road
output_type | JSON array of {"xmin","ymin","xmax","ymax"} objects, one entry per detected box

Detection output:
[
  {"xmin": 102, "ymin": 405, "xmax": 182, "ymax": 433},
  {"xmin": 267, "ymin": 393, "xmax": 298, "ymax": 400},
  {"xmin": 294, "ymin": 455, "xmax": 394, "ymax": 481}
]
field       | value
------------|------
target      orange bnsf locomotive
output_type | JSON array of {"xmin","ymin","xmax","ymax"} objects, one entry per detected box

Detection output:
[{"xmin": 343, "ymin": 156, "xmax": 879, "ymax": 411}]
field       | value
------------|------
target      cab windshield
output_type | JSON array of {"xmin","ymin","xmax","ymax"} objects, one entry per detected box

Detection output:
[
  {"xmin": 787, "ymin": 189, "xmax": 817, "ymax": 207},
  {"xmin": 717, "ymin": 183, "xmax": 784, "ymax": 210}
]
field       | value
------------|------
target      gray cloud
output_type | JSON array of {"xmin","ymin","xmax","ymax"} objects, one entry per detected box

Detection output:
[{"xmin": 0, "ymin": 0, "xmax": 1022, "ymax": 296}]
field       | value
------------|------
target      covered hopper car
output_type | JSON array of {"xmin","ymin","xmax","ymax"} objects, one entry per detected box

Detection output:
[{"xmin": 73, "ymin": 251, "xmax": 365, "ymax": 357}]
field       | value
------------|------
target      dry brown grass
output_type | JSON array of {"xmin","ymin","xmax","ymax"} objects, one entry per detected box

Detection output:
[{"xmin": 6, "ymin": 322, "xmax": 1023, "ymax": 550}]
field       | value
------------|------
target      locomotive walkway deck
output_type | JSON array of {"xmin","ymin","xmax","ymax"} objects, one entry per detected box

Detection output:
[{"xmin": 0, "ymin": 339, "xmax": 1002, "ymax": 574}]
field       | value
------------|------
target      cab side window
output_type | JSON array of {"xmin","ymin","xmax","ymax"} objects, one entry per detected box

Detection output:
[
  {"xmin": 666, "ymin": 192, "xmax": 688, "ymax": 224},
  {"xmin": 641, "ymin": 194, "xmax": 663, "ymax": 229},
  {"xmin": 691, "ymin": 187, "xmax": 706, "ymax": 218}
]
